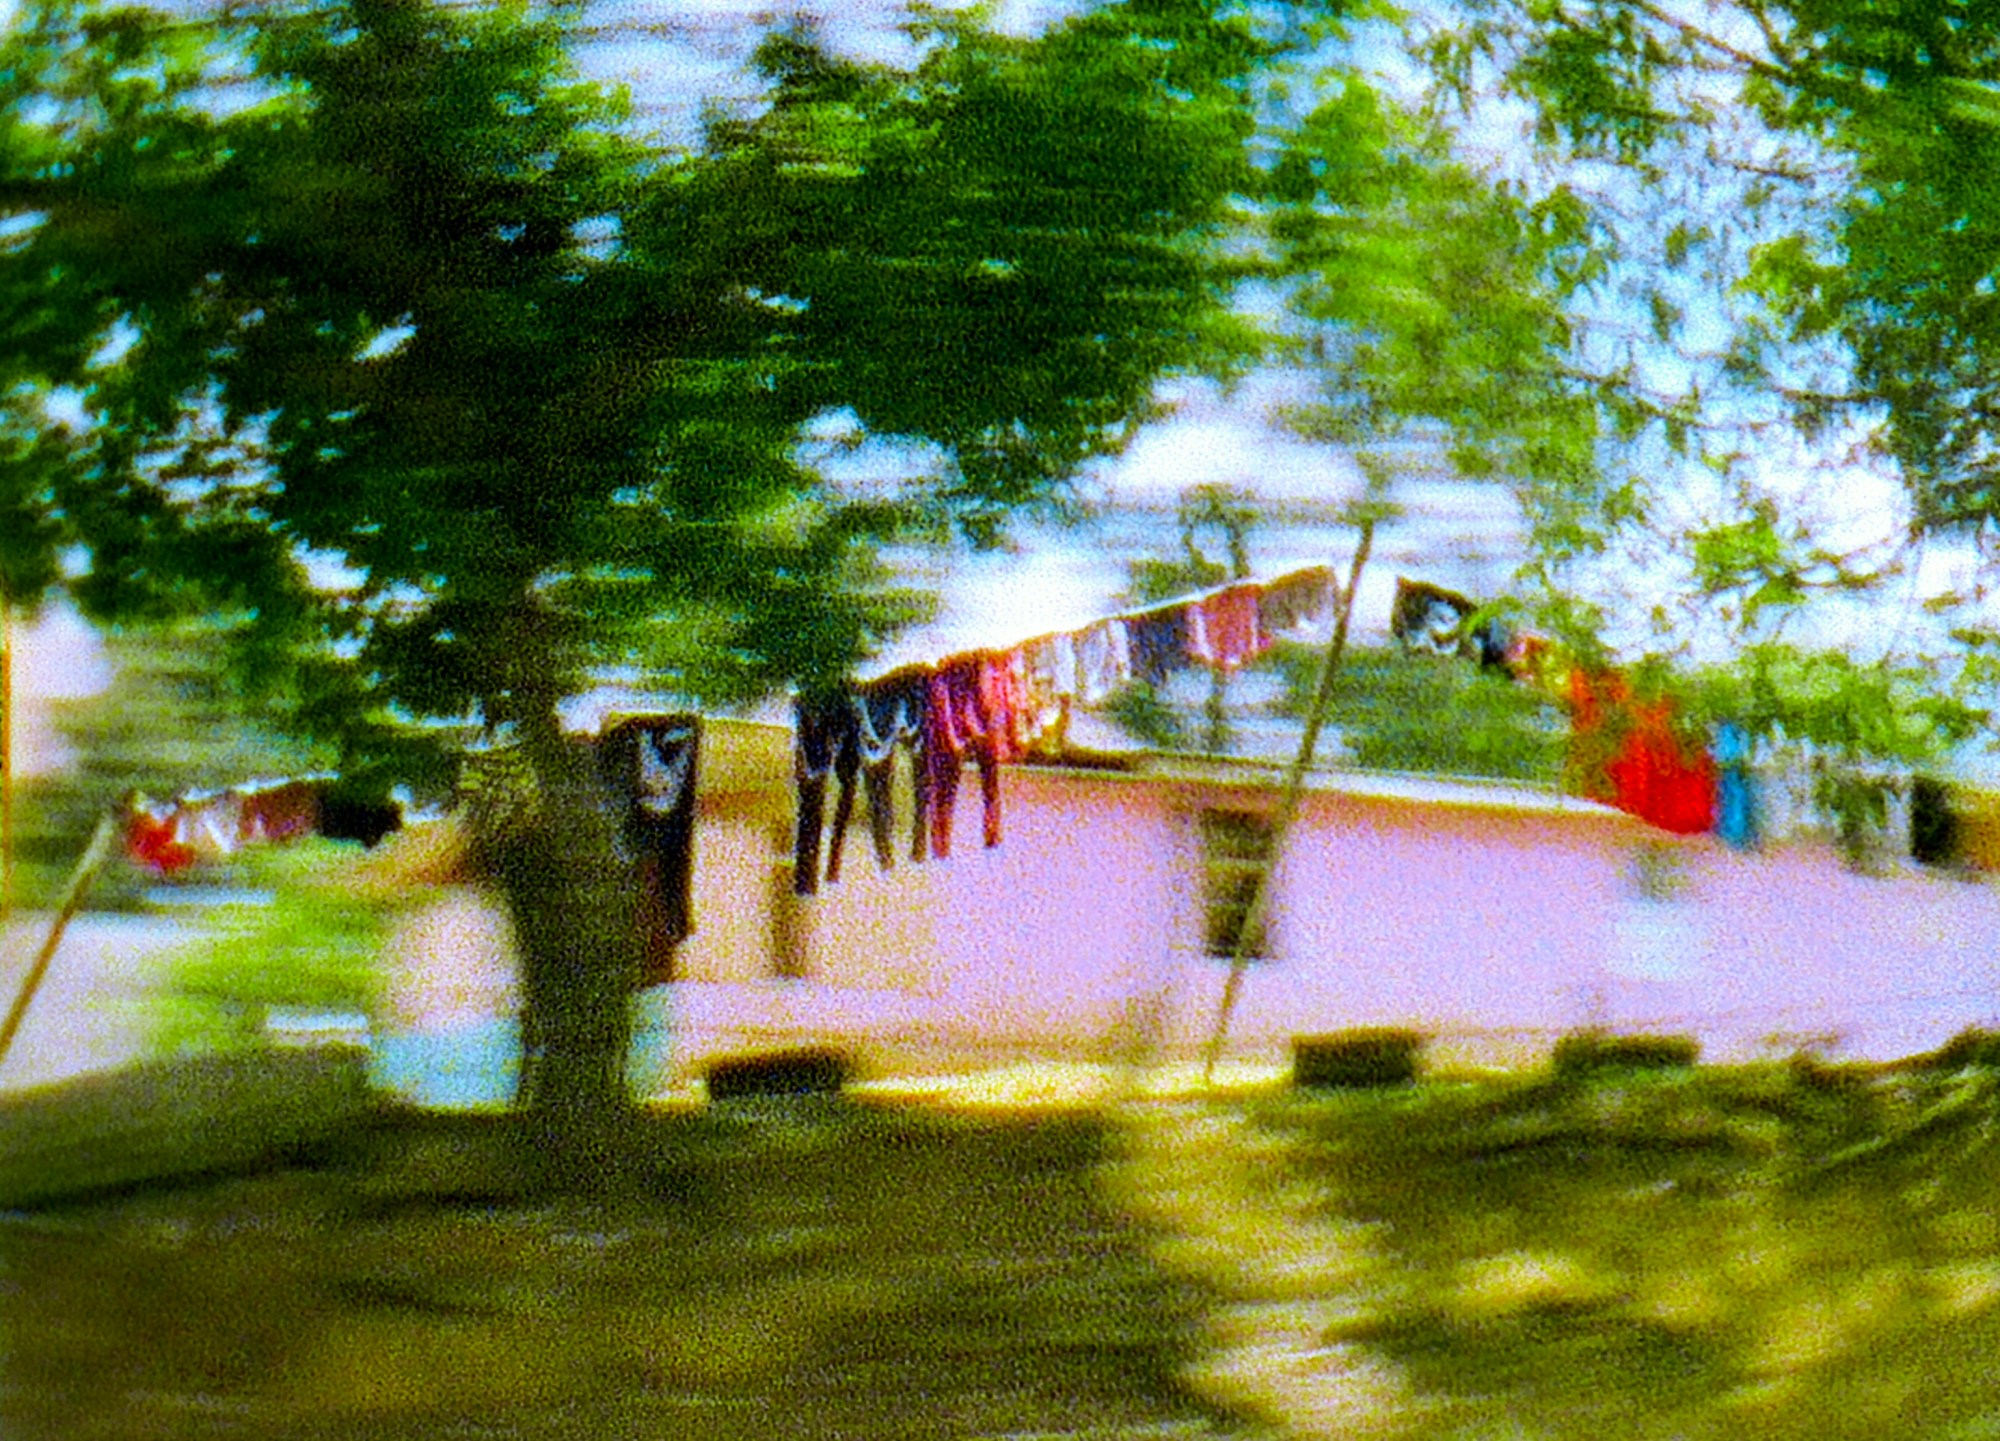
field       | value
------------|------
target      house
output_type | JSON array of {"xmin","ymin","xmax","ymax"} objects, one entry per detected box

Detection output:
[{"xmin": 642, "ymin": 718, "xmax": 2000, "ymax": 1090}]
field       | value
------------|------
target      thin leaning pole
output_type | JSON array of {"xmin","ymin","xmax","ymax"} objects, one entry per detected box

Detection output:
[
  {"xmin": 1, "ymin": 582, "xmax": 12, "ymax": 923},
  {"xmin": 1201, "ymin": 512, "xmax": 1377, "ymax": 1087},
  {"xmin": 0, "ymin": 809, "xmax": 121, "ymax": 1072}
]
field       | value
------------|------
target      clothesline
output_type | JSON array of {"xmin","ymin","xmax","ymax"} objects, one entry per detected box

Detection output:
[
  {"xmin": 794, "ymin": 566, "xmax": 1342, "ymax": 896},
  {"xmin": 122, "ymin": 775, "xmax": 405, "ymax": 875},
  {"xmin": 122, "ymin": 722, "xmax": 705, "ymax": 987},
  {"xmin": 855, "ymin": 563, "xmax": 1340, "ymax": 686}
]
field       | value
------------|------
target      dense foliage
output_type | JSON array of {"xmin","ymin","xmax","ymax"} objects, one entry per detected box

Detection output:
[{"xmin": 0, "ymin": 0, "xmax": 1342, "ymax": 1165}]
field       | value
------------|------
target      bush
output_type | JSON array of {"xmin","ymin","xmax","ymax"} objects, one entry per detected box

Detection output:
[
  {"xmin": 149, "ymin": 841, "xmax": 394, "ymax": 1057},
  {"xmin": 1292, "ymin": 1028, "xmax": 1425, "ymax": 1089},
  {"xmin": 706, "ymin": 1048, "xmax": 850, "ymax": 1101},
  {"xmin": 1550, "ymin": 1031, "xmax": 1699, "ymax": 1081},
  {"xmin": 1923, "ymin": 1028, "xmax": 2000, "ymax": 1072}
]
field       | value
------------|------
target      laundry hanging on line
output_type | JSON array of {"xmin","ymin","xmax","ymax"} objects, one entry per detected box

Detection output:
[
  {"xmin": 1387, "ymin": 582, "xmax": 1754, "ymax": 844},
  {"xmin": 123, "ymin": 776, "xmax": 405, "ymax": 875},
  {"xmin": 596, "ymin": 715, "xmax": 700, "ymax": 985},
  {"xmin": 791, "ymin": 565, "xmax": 1342, "ymax": 895},
  {"xmin": 1566, "ymin": 669, "xmax": 1719, "ymax": 837}
]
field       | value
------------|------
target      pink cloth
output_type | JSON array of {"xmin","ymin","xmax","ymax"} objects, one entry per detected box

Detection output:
[
  {"xmin": 1186, "ymin": 584, "xmax": 1268, "ymax": 670},
  {"xmin": 926, "ymin": 653, "xmax": 1015, "ymax": 856}
]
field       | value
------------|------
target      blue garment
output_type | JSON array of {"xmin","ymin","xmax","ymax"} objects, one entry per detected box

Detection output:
[
  {"xmin": 1713, "ymin": 722, "xmax": 1758, "ymax": 849},
  {"xmin": 1125, "ymin": 605, "xmax": 1190, "ymax": 685}
]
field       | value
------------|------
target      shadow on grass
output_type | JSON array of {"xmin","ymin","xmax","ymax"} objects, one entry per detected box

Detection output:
[{"xmin": 0, "ymin": 1094, "xmax": 1247, "ymax": 1441}]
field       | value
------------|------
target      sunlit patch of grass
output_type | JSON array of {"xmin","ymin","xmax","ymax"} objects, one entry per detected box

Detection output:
[{"xmin": 1109, "ymin": 1066, "xmax": 2000, "ymax": 1440}]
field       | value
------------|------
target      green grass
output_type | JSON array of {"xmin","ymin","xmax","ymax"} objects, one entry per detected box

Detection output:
[
  {"xmin": 0, "ymin": 1108, "xmax": 1233, "ymax": 1440},
  {"xmin": 147, "ymin": 840, "xmax": 394, "ymax": 1056},
  {"xmin": 1211, "ymin": 1066, "xmax": 2000, "ymax": 1439}
]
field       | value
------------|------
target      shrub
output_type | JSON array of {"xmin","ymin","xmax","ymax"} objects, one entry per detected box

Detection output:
[
  {"xmin": 1551, "ymin": 1031, "xmax": 1699, "ymax": 1081},
  {"xmin": 1292, "ymin": 1028, "xmax": 1425, "ymax": 1089}
]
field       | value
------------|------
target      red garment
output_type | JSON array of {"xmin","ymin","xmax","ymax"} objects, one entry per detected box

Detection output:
[
  {"xmin": 926, "ymin": 653, "xmax": 1014, "ymax": 856},
  {"xmin": 1568, "ymin": 670, "xmax": 1717, "ymax": 835},
  {"xmin": 1187, "ymin": 584, "xmax": 1268, "ymax": 671},
  {"xmin": 125, "ymin": 802, "xmax": 197, "ymax": 875}
]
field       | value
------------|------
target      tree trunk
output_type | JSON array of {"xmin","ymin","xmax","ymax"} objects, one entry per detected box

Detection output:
[{"xmin": 480, "ymin": 699, "xmax": 645, "ymax": 1191}]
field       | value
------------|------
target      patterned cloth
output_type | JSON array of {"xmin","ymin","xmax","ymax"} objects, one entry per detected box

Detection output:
[{"xmin": 598, "ymin": 716, "xmax": 700, "ymax": 980}]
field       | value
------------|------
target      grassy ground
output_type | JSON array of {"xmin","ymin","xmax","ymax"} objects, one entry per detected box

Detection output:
[
  {"xmin": 11, "ymin": 1059, "xmax": 2000, "ymax": 1440},
  {"xmin": 0, "ymin": 1100, "xmax": 1249, "ymax": 1441},
  {"xmin": 1122, "ymin": 1062, "xmax": 2000, "ymax": 1441}
]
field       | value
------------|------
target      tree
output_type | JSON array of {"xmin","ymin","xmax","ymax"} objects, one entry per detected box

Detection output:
[
  {"xmin": 1375, "ymin": 0, "xmax": 2000, "ymax": 802},
  {"xmin": 1417, "ymin": 0, "xmax": 2000, "ymax": 540},
  {"xmin": 0, "ymin": 0, "xmax": 1310, "ymax": 1178}
]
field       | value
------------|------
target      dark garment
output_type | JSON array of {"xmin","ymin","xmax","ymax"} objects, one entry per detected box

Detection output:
[
  {"xmin": 1125, "ymin": 606, "xmax": 1190, "ymax": 686},
  {"xmin": 598, "ymin": 716, "xmax": 700, "ymax": 980},
  {"xmin": 1470, "ymin": 618, "xmax": 1512, "ymax": 672},
  {"xmin": 861, "ymin": 760, "xmax": 899, "ymax": 869},
  {"xmin": 1912, "ymin": 775, "xmax": 1960, "ymax": 867},
  {"xmin": 792, "ymin": 693, "xmax": 851, "ymax": 894},
  {"xmin": 319, "ymin": 784, "xmax": 403, "ymax": 848},
  {"xmin": 1390, "ymin": 577, "xmax": 1476, "ymax": 655},
  {"xmin": 237, "ymin": 779, "xmax": 322, "ymax": 845},
  {"xmin": 824, "ymin": 724, "xmax": 863, "ymax": 884},
  {"xmin": 854, "ymin": 667, "xmax": 931, "ymax": 867},
  {"xmin": 1258, "ymin": 566, "xmax": 1337, "ymax": 636}
]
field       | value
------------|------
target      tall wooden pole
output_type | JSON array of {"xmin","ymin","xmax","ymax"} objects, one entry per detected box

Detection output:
[{"xmin": 1202, "ymin": 514, "xmax": 1377, "ymax": 1086}]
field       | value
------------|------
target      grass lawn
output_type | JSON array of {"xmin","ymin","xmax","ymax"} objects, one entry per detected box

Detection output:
[
  {"xmin": 1121, "ymin": 1060, "xmax": 2000, "ymax": 1440},
  {"xmin": 0, "ymin": 1099, "xmax": 1246, "ymax": 1441},
  {"xmin": 11, "ymin": 1054, "xmax": 2000, "ymax": 1439}
]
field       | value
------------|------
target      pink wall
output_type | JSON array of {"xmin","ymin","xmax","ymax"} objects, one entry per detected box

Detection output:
[{"xmin": 665, "ymin": 758, "xmax": 2000, "ymax": 1081}]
